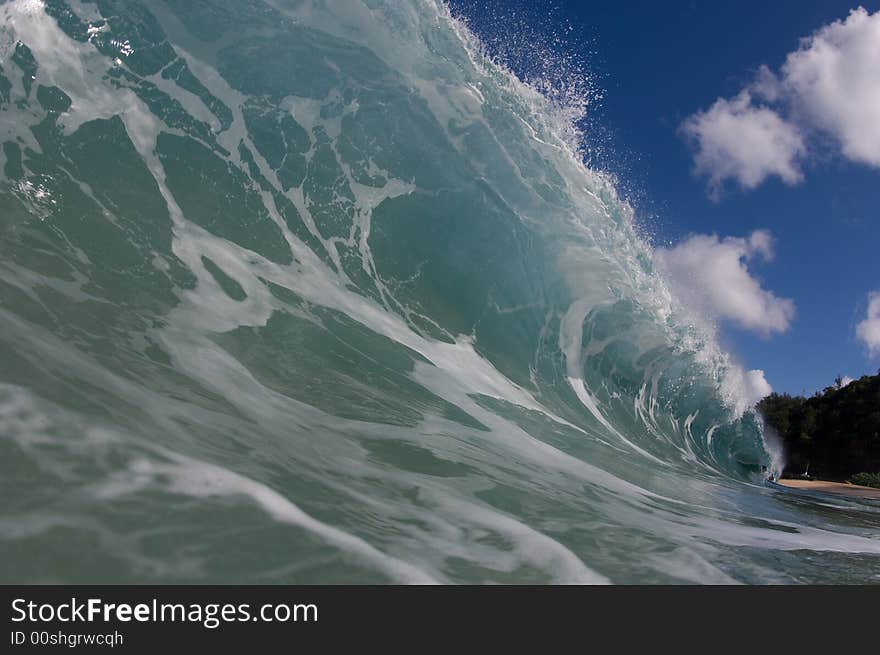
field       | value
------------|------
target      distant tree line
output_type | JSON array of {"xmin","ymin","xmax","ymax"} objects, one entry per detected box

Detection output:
[{"xmin": 757, "ymin": 371, "xmax": 880, "ymax": 482}]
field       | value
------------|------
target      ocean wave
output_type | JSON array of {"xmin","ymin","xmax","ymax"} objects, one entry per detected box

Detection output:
[{"xmin": 0, "ymin": 0, "xmax": 877, "ymax": 583}]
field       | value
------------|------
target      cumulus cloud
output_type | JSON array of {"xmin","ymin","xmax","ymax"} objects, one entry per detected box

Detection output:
[
  {"xmin": 856, "ymin": 291, "xmax": 880, "ymax": 356},
  {"xmin": 782, "ymin": 7, "xmax": 880, "ymax": 167},
  {"xmin": 682, "ymin": 7, "xmax": 880, "ymax": 194},
  {"xmin": 743, "ymin": 369, "xmax": 773, "ymax": 405},
  {"xmin": 654, "ymin": 229, "xmax": 795, "ymax": 335},
  {"xmin": 680, "ymin": 92, "xmax": 805, "ymax": 197},
  {"xmin": 720, "ymin": 366, "xmax": 774, "ymax": 413}
]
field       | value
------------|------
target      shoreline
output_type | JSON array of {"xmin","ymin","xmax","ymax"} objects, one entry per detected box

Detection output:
[{"xmin": 776, "ymin": 478, "xmax": 880, "ymax": 500}]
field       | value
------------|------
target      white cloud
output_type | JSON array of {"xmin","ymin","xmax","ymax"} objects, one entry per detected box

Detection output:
[
  {"xmin": 750, "ymin": 65, "xmax": 783, "ymax": 103},
  {"xmin": 782, "ymin": 7, "xmax": 880, "ymax": 167},
  {"xmin": 654, "ymin": 229, "xmax": 795, "ymax": 335},
  {"xmin": 682, "ymin": 7, "xmax": 880, "ymax": 194},
  {"xmin": 680, "ymin": 92, "xmax": 805, "ymax": 196},
  {"xmin": 856, "ymin": 291, "xmax": 880, "ymax": 356},
  {"xmin": 743, "ymin": 369, "xmax": 773, "ymax": 405},
  {"xmin": 839, "ymin": 375, "xmax": 855, "ymax": 388},
  {"xmin": 720, "ymin": 366, "xmax": 773, "ymax": 413}
]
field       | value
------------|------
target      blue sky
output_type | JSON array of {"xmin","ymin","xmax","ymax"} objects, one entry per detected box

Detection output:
[{"xmin": 453, "ymin": 0, "xmax": 880, "ymax": 396}]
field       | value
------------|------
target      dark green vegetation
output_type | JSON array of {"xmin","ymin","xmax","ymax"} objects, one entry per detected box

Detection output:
[
  {"xmin": 758, "ymin": 372, "xmax": 880, "ymax": 482},
  {"xmin": 849, "ymin": 472, "xmax": 880, "ymax": 489}
]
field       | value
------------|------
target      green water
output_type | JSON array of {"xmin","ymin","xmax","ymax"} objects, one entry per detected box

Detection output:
[{"xmin": 0, "ymin": 0, "xmax": 878, "ymax": 584}]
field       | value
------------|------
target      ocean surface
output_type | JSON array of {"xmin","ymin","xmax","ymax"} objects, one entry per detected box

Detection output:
[{"xmin": 1, "ymin": 0, "xmax": 878, "ymax": 584}]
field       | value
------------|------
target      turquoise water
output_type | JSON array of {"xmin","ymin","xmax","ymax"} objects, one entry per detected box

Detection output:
[{"xmin": 0, "ymin": 0, "xmax": 878, "ymax": 584}]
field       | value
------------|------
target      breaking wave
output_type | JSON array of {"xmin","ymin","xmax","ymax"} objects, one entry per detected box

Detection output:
[{"xmin": 0, "ymin": 0, "xmax": 878, "ymax": 583}]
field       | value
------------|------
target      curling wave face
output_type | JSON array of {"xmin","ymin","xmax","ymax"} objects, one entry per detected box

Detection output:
[{"xmin": 0, "ymin": 0, "xmax": 878, "ymax": 583}]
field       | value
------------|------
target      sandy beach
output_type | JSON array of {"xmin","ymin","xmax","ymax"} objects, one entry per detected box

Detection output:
[{"xmin": 777, "ymin": 479, "xmax": 880, "ymax": 500}]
